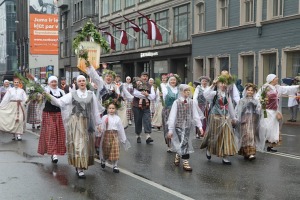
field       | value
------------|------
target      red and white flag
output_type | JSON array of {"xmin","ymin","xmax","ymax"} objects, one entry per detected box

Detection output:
[
  {"xmin": 147, "ymin": 19, "xmax": 162, "ymax": 41},
  {"xmin": 101, "ymin": 31, "xmax": 115, "ymax": 50},
  {"xmin": 120, "ymin": 30, "xmax": 128, "ymax": 45}
]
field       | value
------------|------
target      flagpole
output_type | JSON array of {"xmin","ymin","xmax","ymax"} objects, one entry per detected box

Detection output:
[
  {"xmin": 117, "ymin": 13, "xmax": 137, "ymax": 40},
  {"xmin": 99, "ymin": 29, "xmax": 121, "ymax": 41}
]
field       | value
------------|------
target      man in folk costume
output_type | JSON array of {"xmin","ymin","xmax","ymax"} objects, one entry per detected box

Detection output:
[
  {"xmin": 256, "ymin": 74, "xmax": 300, "ymax": 152},
  {"xmin": 0, "ymin": 77, "xmax": 27, "ymax": 141},
  {"xmin": 0, "ymin": 80, "xmax": 11, "ymax": 103},
  {"xmin": 38, "ymin": 76, "xmax": 66, "ymax": 164},
  {"xmin": 132, "ymin": 72, "xmax": 156, "ymax": 144},
  {"xmin": 193, "ymin": 76, "xmax": 210, "ymax": 138},
  {"xmin": 59, "ymin": 77, "xmax": 70, "ymax": 94}
]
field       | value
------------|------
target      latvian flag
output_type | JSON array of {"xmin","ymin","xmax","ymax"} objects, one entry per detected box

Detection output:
[
  {"xmin": 147, "ymin": 18, "xmax": 162, "ymax": 41},
  {"xmin": 102, "ymin": 31, "xmax": 115, "ymax": 50},
  {"xmin": 120, "ymin": 30, "xmax": 128, "ymax": 45}
]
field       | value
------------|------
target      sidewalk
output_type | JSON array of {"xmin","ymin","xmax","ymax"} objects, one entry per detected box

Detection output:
[{"xmin": 282, "ymin": 107, "xmax": 300, "ymax": 126}]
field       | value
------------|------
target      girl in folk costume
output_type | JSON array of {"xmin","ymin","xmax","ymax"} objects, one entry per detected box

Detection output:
[
  {"xmin": 0, "ymin": 77, "xmax": 27, "ymax": 141},
  {"xmin": 200, "ymin": 76, "xmax": 238, "ymax": 165},
  {"xmin": 123, "ymin": 76, "xmax": 134, "ymax": 125},
  {"xmin": 37, "ymin": 76, "xmax": 66, "ymax": 163},
  {"xmin": 148, "ymin": 78, "xmax": 156, "ymax": 120},
  {"xmin": 162, "ymin": 74, "xmax": 181, "ymax": 152},
  {"xmin": 152, "ymin": 74, "xmax": 168, "ymax": 130},
  {"xmin": 99, "ymin": 100, "xmax": 130, "ymax": 173},
  {"xmin": 0, "ymin": 80, "xmax": 11, "ymax": 103},
  {"xmin": 235, "ymin": 83, "xmax": 261, "ymax": 160},
  {"xmin": 256, "ymin": 74, "xmax": 300, "ymax": 152},
  {"xmin": 193, "ymin": 76, "xmax": 210, "ymax": 138},
  {"xmin": 48, "ymin": 75, "xmax": 103, "ymax": 179},
  {"xmin": 167, "ymin": 84, "xmax": 203, "ymax": 171},
  {"xmin": 26, "ymin": 94, "xmax": 41, "ymax": 130}
]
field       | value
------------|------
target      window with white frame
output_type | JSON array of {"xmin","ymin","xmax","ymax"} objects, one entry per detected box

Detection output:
[
  {"xmin": 267, "ymin": 0, "xmax": 283, "ymax": 19},
  {"xmin": 139, "ymin": 17, "xmax": 150, "ymax": 47},
  {"xmin": 112, "ymin": 0, "xmax": 121, "ymax": 12},
  {"xmin": 102, "ymin": 0, "xmax": 109, "ymax": 16},
  {"xmin": 60, "ymin": 42, "xmax": 64, "ymax": 58},
  {"xmin": 242, "ymin": 55, "xmax": 254, "ymax": 83},
  {"xmin": 155, "ymin": 10, "xmax": 168, "ymax": 45},
  {"xmin": 286, "ymin": 51, "xmax": 300, "ymax": 78},
  {"xmin": 219, "ymin": 57, "xmax": 229, "ymax": 71},
  {"xmin": 218, "ymin": 0, "xmax": 228, "ymax": 28},
  {"xmin": 125, "ymin": 21, "xmax": 135, "ymax": 50},
  {"xmin": 125, "ymin": 0, "xmax": 135, "ymax": 8},
  {"xmin": 241, "ymin": 0, "xmax": 254, "ymax": 24},
  {"xmin": 208, "ymin": 57, "xmax": 215, "ymax": 81},
  {"xmin": 113, "ymin": 24, "xmax": 121, "ymax": 52},
  {"xmin": 173, "ymin": 4, "xmax": 190, "ymax": 42},
  {"xmin": 196, "ymin": 2, "xmax": 205, "ymax": 32},
  {"xmin": 263, "ymin": 53, "xmax": 277, "ymax": 79}
]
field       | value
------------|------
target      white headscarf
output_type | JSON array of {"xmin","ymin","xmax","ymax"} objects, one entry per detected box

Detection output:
[
  {"xmin": 178, "ymin": 84, "xmax": 190, "ymax": 99},
  {"xmin": 76, "ymin": 75, "xmax": 86, "ymax": 82},
  {"xmin": 3, "ymin": 80, "xmax": 9, "ymax": 83},
  {"xmin": 266, "ymin": 74, "xmax": 276, "ymax": 83},
  {"xmin": 48, "ymin": 76, "xmax": 58, "ymax": 84},
  {"xmin": 47, "ymin": 76, "xmax": 60, "ymax": 96},
  {"xmin": 126, "ymin": 76, "xmax": 131, "ymax": 81}
]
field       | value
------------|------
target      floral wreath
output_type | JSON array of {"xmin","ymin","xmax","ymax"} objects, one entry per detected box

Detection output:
[
  {"xmin": 102, "ymin": 97, "xmax": 122, "ymax": 110},
  {"xmin": 166, "ymin": 73, "xmax": 182, "ymax": 85},
  {"xmin": 217, "ymin": 74, "xmax": 236, "ymax": 85},
  {"xmin": 102, "ymin": 69, "xmax": 116, "ymax": 79}
]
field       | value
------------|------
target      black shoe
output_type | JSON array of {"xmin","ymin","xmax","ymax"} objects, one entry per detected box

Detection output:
[
  {"xmin": 206, "ymin": 149, "xmax": 211, "ymax": 160},
  {"xmin": 113, "ymin": 167, "xmax": 120, "ymax": 173},
  {"xmin": 37, "ymin": 125, "xmax": 40, "ymax": 129},
  {"xmin": 137, "ymin": 137, "xmax": 141, "ymax": 143},
  {"xmin": 267, "ymin": 147, "xmax": 277, "ymax": 152},
  {"xmin": 32, "ymin": 125, "xmax": 35, "ymax": 129},
  {"xmin": 77, "ymin": 170, "xmax": 86, "ymax": 179},
  {"xmin": 146, "ymin": 137, "xmax": 153, "ymax": 144},
  {"xmin": 100, "ymin": 160, "xmax": 106, "ymax": 168},
  {"xmin": 222, "ymin": 159, "xmax": 232, "ymax": 165},
  {"xmin": 51, "ymin": 155, "xmax": 58, "ymax": 164},
  {"xmin": 287, "ymin": 119, "xmax": 293, "ymax": 122},
  {"xmin": 291, "ymin": 120, "xmax": 297, "ymax": 122}
]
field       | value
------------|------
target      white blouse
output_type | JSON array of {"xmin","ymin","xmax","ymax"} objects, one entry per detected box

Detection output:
[
  {"xmin": 162, "ymin": 85, "xmax": 178, "ymax": 101},
  {"xmin": 0, "ymin": 87, "xmax": 27, "ymax": 107},
  {"xmin": 101, "ymin": 114, "xmax": 127, "ymax": 143}
]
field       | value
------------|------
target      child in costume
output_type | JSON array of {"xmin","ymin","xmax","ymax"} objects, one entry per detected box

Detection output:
[
  {"xmin": 167, "ymin": 84, "xmax": 203, "ymax": 171},
  {"xmin": 99, "ymin": 100, "xmax": 130, "ymax": 173}
]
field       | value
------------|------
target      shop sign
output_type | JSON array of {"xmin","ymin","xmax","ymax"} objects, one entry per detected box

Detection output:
[{"xmin": 140, "ymin": 52, "xmax": 158, "ymax": 58}]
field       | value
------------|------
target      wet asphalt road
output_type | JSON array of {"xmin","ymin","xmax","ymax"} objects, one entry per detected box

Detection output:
[{"xmin": 0, "ymin": 124, "xmax": 299, "ymax": 200}]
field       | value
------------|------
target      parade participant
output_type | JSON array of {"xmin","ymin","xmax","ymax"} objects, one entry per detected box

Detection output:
[
  {"xmin": 0, "ymin": 77, "xmax": 27, "ymax": 141},
  {"xmin": 220, "ymin": 70, "xmax": 240, "ymax": 106},
  {"xmin": 193, "ymin": 76, "xmax": 210, "ymax": 138},
  {"xmin": 236, "ymin": 79, "xmax": 244, "ymax": 99},
  {"xmin": 123, "ymin": 76, "xmax": 134, "ymax": 125},
  {"xmin": 59, "ymin": 77, "xmax": 70, "ymax": 94},
  {"xmin": 287, "ymin": 79, "xmax": 299, "ymax": 122},
  {"xmin": 99, "ymin": 100, "xmax": 130, "ymax": 173},
  {"xmin": 132, "ymin": 72, "xmax": 156, "ymax": 144},
  {"xmin": 167, "ymin": 84, "xmax": 203, "ymax": 171},
  {"xmin": 70, "ymin": 77, "xmax": 78, "ymax": 92},
  {"xmin": 114, "ymin": 74, "xmax": 122, "ymax": 87},
  {"xmin": 26, "ymin": 93, "xmax": 42, "ymax": 129},
  {"xmin": 37, "ymin": 76, "xmax": 66, "ymax": 164},
  {"xmin": 256, "ymin": 74, "xmax": 300, "ymax": 152},
  {"xmin": 235, "ymin": 83, "xmax": 260, "ymax": 160},
  {"xmin": 48, "ymin": 75, "xmax": 103, "ymax": 179},
  {"xmin": 162, "ymin": 74, "xmax": 180, "ymax": 152},
  {"xmin": 148, "ymin": 78, "xmax": 155, "ymax": 120},
  {"xmin": 200, "ymin": 75, "xmax": 238, "ymax": 165},
  {"xmin": 152, "ymin": 74, "xmax": 168, "ymax": 131},
  {"xmin": 0, "ymin": 80, "xmax": 11, "ymax": 103}
]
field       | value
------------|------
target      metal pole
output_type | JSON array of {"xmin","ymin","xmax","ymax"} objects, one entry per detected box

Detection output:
[{"xmin": 117, "ymin": 13, "xmax": 137, "ymax": 40}]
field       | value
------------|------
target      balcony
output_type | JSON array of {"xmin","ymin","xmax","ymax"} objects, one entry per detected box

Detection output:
[{"xmin": 57, "ymin": 0, "xmax": 68, "ymax": 9}]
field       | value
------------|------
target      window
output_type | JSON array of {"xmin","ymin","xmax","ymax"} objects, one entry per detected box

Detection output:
[
  {"xmin": 154, "ymin": 60, "xmax": 168, "ymax": 78},
  {"xmin": 112, "ymin": 0, "xmax": 121, "ymax": 12},
  {"xmin": 196, "ymin": 2, "xmax": 205, "ymax": 32},
  {"xmin": 102, "ymin": 0, "xmax": 109, "ymax": 16},
  {"xmin": 65, "ymin": 40, "xmax": 69, "ymax": 57},
  {"xmin": 125, "ymin": 0, "xmax": 135, "ymax": 8},
  {"xmin": 80, "ymin": 1, "xmax": 83, "ymax": 19},
  {"xmin": 286, "ymin": 51, "xmax": 300, "ymax": 78},
  {"xmin": 208, "ymin": 58, "xmax": 215, "ymax": 81},
  {"xmin": 219, "ymin": 57, "xmax": 229, "ymax": 71},
  {"xmin": 263, "ymin": 53, "xmax": 277, "ymax": 79},
  {"xmin": 139, "ymin": 0, "xmax": 148, "ymax": 3},
  {"xmin": 113, "ymin": 24, "xmax": 121, "ymax": 51},
  {"xmin": 242, "ymin": 55, "xmax": 254, "ymax": 83},
  {"xmin": 60, "ymin": 42, "xmax": 64, "ymax": 58},
  {"xmin": 101, "ymin": 27, "xmax": 110, "ymax": 54},
  {"xmin": 241, "ymin": 0, "xmax": 254, "ymax": 24},
  {"xmin": 139, "ymin": 17, "xmax": 150, "ymax": 48},
  {"xmin": 92, "ymin": 0, "xmax": 98, "ymax": 15},
  {"xmin": 155, "ymin": 10, "xmax": 168, "ymax": 45},
  {"xmin": 60, "ymin": 12, "xmax": 68, "ymax": 30},
  {"xmin": 125, "ymin": 21, "xmax": 135, "ymax": 50},
  {"xmin": 74, "ymin": 4, "xmax": 76, "ymax": 21},
  {"xmin": 273, "ymin": 0, "xmax": 283, "ymax": 17},
  {"xmin": 217, "ymin": 0, "xmax": 228, "ymax": 29},
  {"xmin": 6, "ymin": 3, "xmax": 16, "ymax": 13},
  {"xmin": 173, "ymin": 4, "xmax": 190, "ymax": 42}
]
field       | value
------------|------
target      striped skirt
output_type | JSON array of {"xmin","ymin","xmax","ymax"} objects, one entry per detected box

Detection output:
[
  {"xmin": 27, "ymin": 101, "xmax": 41, "ymax": 124},
  {"xmin": 126, "ymin": 99, "xmax": 134, "ymax": 120},
  {"xmin": 37, "ymin": 111, "xmax": 66, "ymax": 155},
  {"xmin": 101, "ymin": 130, "xmax": 120, "ymax": 162},
  {"xmin": 162, "ymin": 107, "xmax": 171, "ymax": 146},
  {"xmin": 201, "ymin": 114, "xmax": 237, "ymax": 157},
  {"xmin": 152, "ymin": 102, "xmax": 163, "ymax": 127}
]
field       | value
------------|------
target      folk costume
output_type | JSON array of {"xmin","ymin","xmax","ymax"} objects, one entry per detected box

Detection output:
[
  {"xmin": 116, "ymin": 82, "xmax": 134, "ymax": 128},
  {"xmin": 49, "ymin": 75, "xmax": 103, "ymax": 178},
  {"xmin": 26, "ymin": 97, "xmax": 41, "ymax": 129},
  {"xmin": 0, "ymin": 80, "xmax": 10, "ymax": 103},
  {"xmin": 0, "ymin": 86, "xmax": 27, "ymax": 140},
  {"xmin": 37, "ymin": 76, "xmax": 66, "ymax": 163},
  {"xmin": 132, "ymin": 72, "xmax": 156, "ymax": 144},
  {"xmin": 123, "ymin": 77, "xmax": 134, "ymax": 125},
  {"xmin": 168, "ymin": 84, "xmax": 203, "ymax": 171},
  {"xmin": 151, "ymin": 84, "xmax": 165, "ymax": 129},
  {"xmin": 99, "ymin": 113, "xmax": 130, "ymax": 173},
  {"xmin": 162, "ymin": 77, "xmax": 179, "ymax": 151},
  {"xmin": 235, "ymin": 84, "xmax": 261, "ymax": 160},
  {"xmin": 256, "ymin": 74, "xmax": 300, "ymax": 152},
  {"xmin": 200, "ymin": 79, "xmax": 238, "ymax": 165}
]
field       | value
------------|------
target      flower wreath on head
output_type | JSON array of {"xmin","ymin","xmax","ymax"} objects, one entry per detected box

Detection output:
[
  {"xmin": 102, "ymin": 97, "xmax": 122, "ymax": 110},
  {"xmin": 102, "ymin": 69, "xmax": 116, "ymax": 79},
  {"xmin": 166, "ymin": 73, "xmax": 182, "ymax": 85},
  {"xmin": 217, "ymin": 74, "xmax": 236, "ymax": 85}
]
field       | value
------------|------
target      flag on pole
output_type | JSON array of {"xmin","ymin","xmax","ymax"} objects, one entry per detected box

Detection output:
[
  {"xmin": 137, "ymin": 11, "xmax": 162, "ymax": 41},
  {"xmin": 109, "ymin": 22, "xmax": 129, "ymax": 45},
  {"xmin": 121, "ymin": 15, "xmax": 147, "ymax": 34},
  {"xmin": 101, "ymin": 31, "xmax": 116, "ymax": 50}
]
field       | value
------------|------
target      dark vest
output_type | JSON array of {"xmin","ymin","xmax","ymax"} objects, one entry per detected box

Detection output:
[
  {"xmin": 43, "ymin": 90, "xmax": 63, "ymax": 112},
  {"xmin": 132, "ymin": 83, "xmax": 152, "ymax": 109}
]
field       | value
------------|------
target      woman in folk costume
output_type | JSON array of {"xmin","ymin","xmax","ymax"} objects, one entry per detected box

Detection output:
[
  {"xmin": 152, "ymin": 74, "xmax": 168, "ymax": 130},
  {"xmin": 48, "ymin": 75, "xmax": 103, "ymax": 179},
  {"xmin": 235, "ymin": 83, "xmax": 261, "ymax": 160},
  {"xmin": 167, "ymin": 84, "xmax": 203, "ymax": 171},
  {"xmin": 0, "ymin": 77, "xmax": 27, "ymax": 141},
  {"xmin": 193, "ymin": 76, "xmax": 210, "ymax": 138},
  {"xmin": 200, "ymin": 76, "xmax": 238, "ymax": 165},
  {"xmin": 256, "ymin": 74, "xmax": 300, "ymax": 152},
  {"xmin": 162, "ymin": 74, "xmax": 181, "ymax": 152},
  {"xmin": 148, "ymin": 78, "xmax": 156, "ymax": 121},
  {"xmin": 99, "ymin": 100, "xmax": 130, "ymax": 173},
  {"xmin": 123, "ymin": 76, "xmax": 134, "ymax": 125},
  {"xmin": 37, "ymin": 76, "xmax": 66, "ymax": 164},
  {"xmin": 0, "ymin": 80, "xmax": 11, "ymax": 103}
]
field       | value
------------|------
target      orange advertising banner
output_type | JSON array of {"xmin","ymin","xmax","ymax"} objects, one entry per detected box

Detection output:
[{"xmin": 29, "ymin": 14, "xmax": 58, "ymax": 55}]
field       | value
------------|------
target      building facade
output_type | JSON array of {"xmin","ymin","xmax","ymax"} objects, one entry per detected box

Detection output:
[
  {"xmin": 191, "ymin": 0, "xmax": 300, "ymax": 87},
  {"xmin": 0, "ymin": 0, "xmax": 17, "ymax": 81}
]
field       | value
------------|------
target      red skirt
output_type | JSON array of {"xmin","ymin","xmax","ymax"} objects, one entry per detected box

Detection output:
[{"xmin": 37, "ymin": 111, "xmax": 66, "ymax": 155}]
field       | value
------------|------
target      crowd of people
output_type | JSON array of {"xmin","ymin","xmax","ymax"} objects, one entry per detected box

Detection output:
[{"xmin": 0, "ymin": 68, "xmax": 299, "ymax": 177}]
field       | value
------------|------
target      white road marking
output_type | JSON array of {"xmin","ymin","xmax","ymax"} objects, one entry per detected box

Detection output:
[
  {"xmin": 26, "ymin": 129, "xmax": 194, "ymax": 200},
  {"xmin": 281, "ymin": 134, "xmax": 297, "ymax": 137},
  {"xmin": 265, "ymin": 152, "xmax": 300, "ymax": 160}
]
